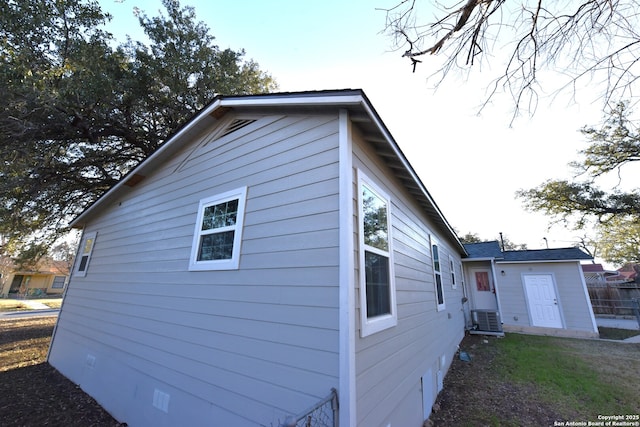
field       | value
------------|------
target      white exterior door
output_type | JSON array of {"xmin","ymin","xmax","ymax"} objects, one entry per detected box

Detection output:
[
  {"xmin": 523, "ymin": 274, "xmax": 563, "ymax": 328},
  {"xmin": 470, "ymin": 268, "xmax": 498, "ymax": 311}
]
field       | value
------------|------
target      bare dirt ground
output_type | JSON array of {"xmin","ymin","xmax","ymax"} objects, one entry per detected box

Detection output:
[
  {"xmin": 0, "ymin": 316, "xmax": 122, "ymax": 426},
  {"xmin": 428, "ymin": 334, "xmax": 567, "ymax": 426},
  {"xmin": 429, "ymin": 333, "xmax": 640, "ymax": 426},
  {"xmin": 1, "ymin": 316, "xmax": 638, "ymax": 426}
]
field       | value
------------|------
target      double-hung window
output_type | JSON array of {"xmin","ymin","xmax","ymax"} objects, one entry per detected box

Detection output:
[
  {"xmin": 431, "ymin": 236, "xmax": 446, "ymax": 311},
  {"xmin": 358, "ymin": 171, "xmax": 396, "ymax": 336},
  {"xmin": 189, "ymin": 187, "xmax": 247, "ymax": 271}
]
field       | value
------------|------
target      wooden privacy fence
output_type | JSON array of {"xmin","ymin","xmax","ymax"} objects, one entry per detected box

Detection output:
[
  {"xmin": 590, "ymin": 298, "xmax": 639, "ymax": 316},
  {"xmin": 588, "ymin": 284, "xmax": 639, "ymax": 311}
]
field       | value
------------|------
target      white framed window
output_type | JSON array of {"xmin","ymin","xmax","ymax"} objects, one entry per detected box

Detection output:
[
  {"xmin": 75, "ymin": 231, "xmax": 97, "ymax": 277},
  {"xmin": 189, "ymin": 187, "xmax": 247, "ymax": 271},
  {"xmin": 431, "ymin": 236, "xmax": 445, "ymax": 311},
  {"xmin": 358, "ymin": 170, "xmax": 397, "ymax": 337},
  {"xmin": 449, "ymin": 255, "xmax": 458, "ymax": 290}
]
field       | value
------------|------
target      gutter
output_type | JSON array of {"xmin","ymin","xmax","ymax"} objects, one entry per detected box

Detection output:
[{"xmin": 495, "ymin": 259, "xmax": 592, "ymax": 264}]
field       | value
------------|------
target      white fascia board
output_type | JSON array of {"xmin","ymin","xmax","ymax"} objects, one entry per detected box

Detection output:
[
  {"xmin": 495, "ymin": 259, "xmax": 589, "ymax": 264},
  {"xmin": 462, "ymin": 257, "xmax": 498, "ymax": 262},
  {"xmin": 219, "ymin": 94, "xmax": 364, "ymax": 109}
]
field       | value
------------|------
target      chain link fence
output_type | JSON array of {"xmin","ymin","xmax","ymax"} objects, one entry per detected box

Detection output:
[{"xmin": 280, "ymin": 388, "xmax": 338, "ymax": 427}]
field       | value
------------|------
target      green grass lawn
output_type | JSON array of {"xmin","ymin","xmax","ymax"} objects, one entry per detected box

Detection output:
[
  {"xmin": 598, "ymin": 326, "xmax": 640, "ymax": 340},
  {"xmin": 495, "ymin": 334, "xmax": 640, "ymax": 418},
  {"xmin": 0, "ymin": 298, "xmax": 62, "ymax": 312}
]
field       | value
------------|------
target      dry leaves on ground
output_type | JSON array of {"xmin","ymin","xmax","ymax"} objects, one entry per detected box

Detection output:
[
  {"xmin": 0, "ymin": 317, "xmax": 123, "ymax": 427},
  {"xmin": 430, "ymin": 334, "xmax": 569, "ymax": 427}
]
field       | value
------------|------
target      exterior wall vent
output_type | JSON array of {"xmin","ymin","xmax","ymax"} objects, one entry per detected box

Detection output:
[
  {"xmin": 219, "ymin": 119, "xmax": 256, "ymax": 138},
  {"xmin": 173, "ymin": 118, "xmax": 257, "ymax": 173}
]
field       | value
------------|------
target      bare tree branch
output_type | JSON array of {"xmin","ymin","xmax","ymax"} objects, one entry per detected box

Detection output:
[{"xmin": 382, "ymin": 0, "xmax": 640, "ymax": 118}]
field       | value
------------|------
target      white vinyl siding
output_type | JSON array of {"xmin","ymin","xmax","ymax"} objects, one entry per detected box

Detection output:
[
  {"xmin": 49, "ymin": 113, "xmax": 342, "ymax": 426},
  {"xmin": 189, "ymin": 187, "xmax": 247, "ymax": 270},
  {"xmin": 358, "ymin": 169, "xmax": 397, "ymax": 337},
  {"xmin": 352, "ymin": 129, "xmax": 465, "ymax": 427}
]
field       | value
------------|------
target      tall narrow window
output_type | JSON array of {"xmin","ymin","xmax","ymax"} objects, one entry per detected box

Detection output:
[
  {"xmin": 358, "ymin": 171, "xmax": 396, "ymax": 336},
  {"xmin": 190, "ymin": 187, "xmax": 247, "ymax": 271},
  {"xmin": 76, "ymin": 231, "xmax": 97, "ymax": 277},
  {"xmin": 431, "ymin": 236, "xmax": 445, "ymax": 311},
  {"xmin": 449, "ymin": 255, "xmax": 458, "ymax": 290}
]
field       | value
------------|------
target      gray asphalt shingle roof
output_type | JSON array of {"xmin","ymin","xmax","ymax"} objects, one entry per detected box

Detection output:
[
  {"xmin": 502, "ymin": 247, "xmax": 592, "ymax": 261},
  {"xmin": 463, "ymin": 241, "xmax": 592, "ymax": 262},
  {"xmin": 463, "ymin": 241, "xmax": 503, "ymax": 258}
]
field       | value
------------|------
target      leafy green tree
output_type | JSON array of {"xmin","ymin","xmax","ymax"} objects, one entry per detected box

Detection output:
[
  {"xmin": 597, "ymin": 217, "xmax": 640, "ymax": 265},
  {"xmin": 362, "ymin": 188, "xmax": 389, "ymax": 250},
  {"xmin": 0, "ymin": 0, "xmax": 277, "ymax": 262},
  {"xmin": 128, "ymin": 0, "xmax": 276, "ymax": 142},
  {"xmin": 458, "ymin": 232, "xmax": 527, "ymax": 251},
  {"xmin": 517, "ymin": 102, "xmax": 640, "ymax": 265},
  {"xmin": 458, "ymin": 232, "xmax": 483, "ymax": 244}
]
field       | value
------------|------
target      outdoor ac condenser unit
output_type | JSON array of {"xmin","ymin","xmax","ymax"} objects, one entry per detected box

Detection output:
[{"xmin": 471, "ymin": 309, "xmax": 503, "ymax": 333}]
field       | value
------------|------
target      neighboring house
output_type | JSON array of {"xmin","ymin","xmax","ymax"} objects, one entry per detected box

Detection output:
[
  {"xmin": 48, "ymin": 90, "xmax": 468, "ymax": 427},
  {"xmin": 584, "ymin": 263, "xmax": 640, "ymax": 315},
  {"xmin": 582, "ymin": 263, "xmax": 622, "ymax": 286},
  {"xmin": 463, "ymin": 241, "xmax": 598, "ymax": 338},
  {"xmin": 617, "ymin": 263, "xmax": 640, "ymax": 283},
  {"xmin": 0, "ymin": 258, "xmax": 69, "ymax": 297}
]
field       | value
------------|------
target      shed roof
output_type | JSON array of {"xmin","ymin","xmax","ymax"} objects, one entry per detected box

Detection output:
[
  {"xmin": 70, "ymin": 89, "xmax": 466, "ymax": 254},
  {"xmin": 464, "ymin": 241, "xmax": 592, "ymax": 262},
  {"xmin": 501, "ymin": 247, "xmax": 592, "ymax": 262}
]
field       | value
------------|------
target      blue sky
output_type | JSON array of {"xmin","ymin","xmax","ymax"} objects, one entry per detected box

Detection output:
[{"xmin": 100, "ymin": 0, "xmax": 615, "ymax": 257}]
